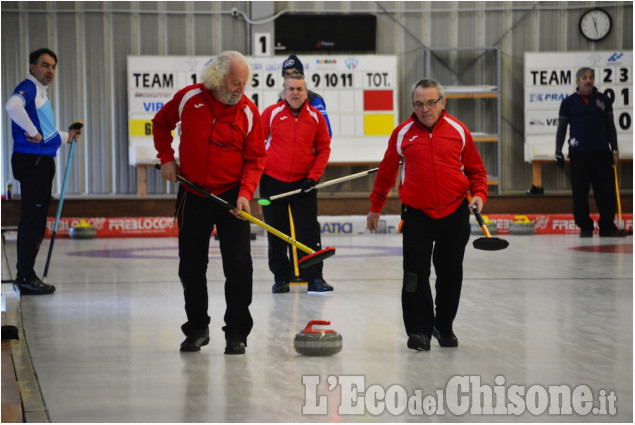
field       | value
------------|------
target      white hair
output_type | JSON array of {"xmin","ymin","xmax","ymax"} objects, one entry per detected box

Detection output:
[{"xmin": 201, "ymin": 51, "xmax": 252, "ymax": 90}]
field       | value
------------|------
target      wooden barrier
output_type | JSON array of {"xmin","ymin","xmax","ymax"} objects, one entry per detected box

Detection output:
[
  {"xmin": 2, "ymin": 334, "xmax": 23, "ymax": 423},
  {"xmin": 133, "ymin": 139, "xmax": 500, "ymax": 197},
  {"xmin": 1, "ymin": 285, "xmax": 49, "ymax": 422},
  {"xmin": 525, "ymin": 136, "xmax": 633, "ymax": 188}
]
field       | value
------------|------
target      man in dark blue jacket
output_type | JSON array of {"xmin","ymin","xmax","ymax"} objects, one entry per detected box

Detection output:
[{"xmin": 555, "ymin": 67, "xmax": 623, "ymax": 238}]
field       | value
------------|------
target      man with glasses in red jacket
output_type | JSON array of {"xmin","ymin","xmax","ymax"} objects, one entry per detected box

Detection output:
[{"xmin": 367, "ymin": 78, "xmax": 488, "ymax": 352}]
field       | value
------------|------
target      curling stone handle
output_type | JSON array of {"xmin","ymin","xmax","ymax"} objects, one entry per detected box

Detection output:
[
  {"xmin": 513, "ymin": 215, "xmax": 531, "ymax": 224},
  {"xmin": 302, "ymin": 320, "xmax": 335, "ymax": 334}
]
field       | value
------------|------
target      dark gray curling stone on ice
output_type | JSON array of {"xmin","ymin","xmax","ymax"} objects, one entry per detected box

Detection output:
[{"xmin": 294, "ymin": 320, "xmax": 343, "ymax": 356}]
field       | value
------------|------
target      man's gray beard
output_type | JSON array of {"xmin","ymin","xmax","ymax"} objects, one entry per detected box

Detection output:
[
  {"xmin": 225, "ymin": 93, "xmax": 241, "ymax": 105},
  {"xmin": 215, "ymin": 87, "xmax": 241, "ymax": 105}
]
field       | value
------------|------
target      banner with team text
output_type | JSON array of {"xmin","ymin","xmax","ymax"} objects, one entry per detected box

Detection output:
[
  {"xmin": 523, "ymin": 51, "xmax": 632, "ymax": 162},
  {"xmin": 524, "ymin": 50, "xmax": 633, "ymax": 162}
]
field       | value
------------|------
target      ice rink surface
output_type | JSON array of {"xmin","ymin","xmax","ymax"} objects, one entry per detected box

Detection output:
[{"xmin": 2, "ymin": 232, "xmax": 632, "ymax": 422}]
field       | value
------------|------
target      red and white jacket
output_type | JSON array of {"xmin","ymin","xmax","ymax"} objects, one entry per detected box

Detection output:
[
  {"xmin": 261, "ymin": 100, "xmax": 331, "ymax": 182},
  {"xmin": 370, "ymin": 111, "xmax": 488, "ymax": 219},
  {"xmin": 152, "ymin": 83, "xmax": 266, "ymax": 200}
]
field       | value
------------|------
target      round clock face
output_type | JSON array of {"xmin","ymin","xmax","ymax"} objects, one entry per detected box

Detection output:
[{"xmin": 579, "ymin": 8, "xmax": 612, "ymax": 41}]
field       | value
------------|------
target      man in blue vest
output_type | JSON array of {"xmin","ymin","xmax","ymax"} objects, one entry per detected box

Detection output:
[{"xmin": 5, "ymin": 48, "xmax": 82, "ymax": 294}]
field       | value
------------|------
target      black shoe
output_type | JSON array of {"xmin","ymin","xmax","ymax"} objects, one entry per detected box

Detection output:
[
  {"xmin": 599, "ymin": 229, "xmax": 628, "ymax": 237},
  {"xmin": 18, "ymin": 275, "xmax": 55, "ymax": 295},
  {"xmin": 407, "ymin": 333, "xmax": 430, "ymax": 351},
  {"xmin": 579, "ymin": 230, "xmax": 593, "ymax": 238},
  {"xmin": 307, "ymin": 278, "xmax": 333, "ymax": 294},
  {"xmin": 224, "ymin": 332, "xmax": 246, "ymax": 355},
  {"xmin": 432, "ymin": 327, "xmax": 459, "ymax": 347},
  {"xmin": 180, "ymin": 328, "xmax": 210, "ymax": 352},
  {"xmin": 272, "ymin": 280, "xmax": 290, "ymax": 293},
  {"xmin": 526, "ymin": 185, "xmax": 544, "ymax": 195}
]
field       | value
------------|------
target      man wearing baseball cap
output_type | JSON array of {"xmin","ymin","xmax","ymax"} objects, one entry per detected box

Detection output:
[{"xmin": 281, "ymin": 55, "xmax": 332, "ymax": 136}]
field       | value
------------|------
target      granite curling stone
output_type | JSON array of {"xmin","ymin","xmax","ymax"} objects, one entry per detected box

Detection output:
[{"xmin": 294, "ymin": 320, "xmax": 343, "ymax": 357}]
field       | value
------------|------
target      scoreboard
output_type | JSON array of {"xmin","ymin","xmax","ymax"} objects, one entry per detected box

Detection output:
[
  {"xmin": 127, "ymin": 55, "xmax": 399, "ymax": 165},
  {"xmin": 524, "ymin": 51, "xmax": 632, "ymax": 161}
]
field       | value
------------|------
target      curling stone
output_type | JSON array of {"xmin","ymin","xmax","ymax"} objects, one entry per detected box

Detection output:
[
  {"xmin": 294, "ymin": 320, "xmax": 343, "ymax": 357},
  {"xmin": 509, "ymin": 215, "xmax": 535, "ymax": 235},
  {"xmin": 69, "ymin": 219, "xmax": 97, "ymax": 239},
  {"xmin": 471, "ymin": 215, "xmax": 498, "ymax": 235}
]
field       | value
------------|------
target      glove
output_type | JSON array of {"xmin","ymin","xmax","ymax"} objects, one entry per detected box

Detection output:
[
  {"xmin": 554, "ymin": 152, "xmax": 565, "ymax": 168},
  {"xmin": 301, "ymin": 178, "xmax": 317, "ymax": 193}
]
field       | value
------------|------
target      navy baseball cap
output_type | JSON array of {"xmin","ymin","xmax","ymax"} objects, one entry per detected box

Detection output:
[{"xmin": 282, "ymin": 55, "xmax": 304, "ymax": 76}]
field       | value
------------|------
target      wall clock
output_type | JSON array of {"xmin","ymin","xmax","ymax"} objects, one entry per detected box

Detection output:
[{"xmin": 579, "ymin": 8, "xmax": 612, "ymax": 41}]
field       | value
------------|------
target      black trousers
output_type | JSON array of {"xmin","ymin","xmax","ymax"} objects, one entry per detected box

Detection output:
[
  {"xmin": 175, "ymin": 185, "xmax": 253, "ymax": 341},
  {"xmin": 259, "ymin": 174, "xmax": 322, "ymax": 282},
  {"xmin": 569, "ymin": 150, "xmax": 617, "ymax": 233},
  {"xmin": 11, "ymin": 153, "xmax": 55, "ymax": 281},
  {"xmin": 401, "ymin": 200, "xmax": 471, "ymax": 337}
]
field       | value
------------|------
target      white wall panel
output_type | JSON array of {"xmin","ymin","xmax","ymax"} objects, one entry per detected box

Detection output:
[{"xmin": 1, "ymin": 1, "xmax": 632, "ymax": 197}]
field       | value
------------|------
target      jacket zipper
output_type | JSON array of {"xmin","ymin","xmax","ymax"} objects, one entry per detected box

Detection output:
[
  {"xmin": 428, "ymin": 128, "xmax": 441, "ymax": 211},
  {"xmin": 204, "ymin": 117, "xmax": 215, "ymax": 189},
  {"xmin": 290, "ymin": 114, "xmax": 298, "ymax": 181}
]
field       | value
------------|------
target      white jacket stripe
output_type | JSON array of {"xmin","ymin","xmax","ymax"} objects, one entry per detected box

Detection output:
[
  {"xmin": 265, "ymin": 104, "xmax": 286, "ymax": 150},
  {"xmin": 396, "ymin": 121, "xmax": 414, "ymax": 156},
  {"xmin": 242, "ymin": 105, "xmax": 254, "ymax": 135},
  {"xmin": 443, "ymin": 116, "xmax": 466, "ymax": 149},
  {"xmin": 396, "ymin": 122, "xmax": 414, "ymax": 185},
  {"xmin": 308, "ymin": 107, "xmax": 319, "ymax": 124},
  {"xmin": 178, "ymin": 88, "xmax": 202, "ymax": 118}
]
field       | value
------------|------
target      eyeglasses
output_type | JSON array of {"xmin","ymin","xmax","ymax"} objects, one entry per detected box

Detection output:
[{"xmin": 413, "ymin": 98, "xmax": 442, "ymax": 110}]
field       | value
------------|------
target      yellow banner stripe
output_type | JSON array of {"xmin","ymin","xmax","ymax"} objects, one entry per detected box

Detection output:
[
  {"xmin": 363, "ymin": 114, "xmax": 394, "ymax": 136},
  {"xmin": 129, "ymin": 119, "xmax": 155, "ymax": 137}
]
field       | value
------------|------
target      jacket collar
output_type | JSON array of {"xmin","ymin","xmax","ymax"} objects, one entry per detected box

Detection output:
[
  {"xmin": 576, "ymin": 86, "xmax": 598, "ymax": 97},
  {"xmin": 27, "ymin": 74, "xmax": 49, "ymax": 92},
  {"xmin": 284, "ymin": 98, "xmax": 308, "ymax": 115},
  {"xmin": 411, "ymin": 109, "xmax": 447, "ymax": 131}
]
